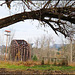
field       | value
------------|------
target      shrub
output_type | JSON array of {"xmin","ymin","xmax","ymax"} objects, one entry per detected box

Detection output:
[
  {"xmin": 61, "ymin": 59, "xmax": 68, "ymax": 66},
  {"xmin": 32, "ymin": 55, "xmax": 38, "ymax": 61}
]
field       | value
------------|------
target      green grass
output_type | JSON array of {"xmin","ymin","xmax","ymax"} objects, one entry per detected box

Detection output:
[
  {"xmin": 29, "ymin": 65, "xmax": 75, "ymax": 71},
  {"xmin": 0, "ymin": 63, "xmax": 28, "ymax": 70},
  {"xmin": 6, "ymin": 64, "xmax": 28, "ymax": 70},
  {"xmin": 0, "ymin": 62, "xmax": 75, "ymax": 71}
]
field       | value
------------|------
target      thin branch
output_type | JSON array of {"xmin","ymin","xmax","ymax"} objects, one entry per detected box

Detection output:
[
  {"xmin": 44, "ymin": 19, "xmax": 58, "ymax": 35},
  {"xmin": 22, "ymin": 0, "xmax": 32, "ymax": 10},
  {"xmin": 54, "ymin": 0, "xmax": 60, "ymax": 8},
  {"xmin": 69, "ymin": 2, "xmax": 75, "ymax": 7},
  {"xmin": 0, "ymin": 2, "xmax": 6, "ymax": 6},
  {"xmin": 65, "ymin": 0, "xmax": 71, "ymax": 7},
  {"xmin": 43, "ymin": 0, "xmax": 51, "ymax": 8}
]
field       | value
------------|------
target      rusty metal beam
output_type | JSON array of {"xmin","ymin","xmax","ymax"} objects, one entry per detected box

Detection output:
[{"xmin": 10, "ymin": 40, "xmax": 31, "ymax": 61}]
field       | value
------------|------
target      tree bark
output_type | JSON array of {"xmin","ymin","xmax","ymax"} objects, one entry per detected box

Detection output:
[
  {"xmin": 0, "ymin": 8, "xmax": 75, "ymax": 37},
  {"xmin": 0, "ymin": 8, "xmax": 75, "ymax": 28}
]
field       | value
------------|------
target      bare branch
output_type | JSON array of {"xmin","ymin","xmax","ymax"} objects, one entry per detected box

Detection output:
[
  {"xmin": 44, "ymin": 19, "xmax": 58, "ymax": 35},
  {"xmin": 65, "ymin": 0, "xmax": 71, "ymax": 7},
  {"xmin": 0, "ymin": 0, "xmax": 75, "ymax": 37},
  {"xmin": 43, "ymin": 0, "xmax": 51, "ymax": 8},
  {"xmin": 54, "ymin": 0, "xmax": 60, "ymax": 8}
]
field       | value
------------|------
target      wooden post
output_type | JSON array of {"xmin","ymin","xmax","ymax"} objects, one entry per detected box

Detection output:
[
  {"xmin": 70, "ymin": 39, "xmax": 72, "ymax": 63},
  {"xmin": 5, "ymin": 35, "xmax": 8, "ymax": 61},
  {"xmin": 5, "ymin": 30, "xmax": 11, "ymax": 61},
  {"xmin": 41, "ymin": 57, "xmax": 44, "ymax": 65},
  {"xmin": 54, "ymin": 58, "xmax": 57, "ymax": 65}
]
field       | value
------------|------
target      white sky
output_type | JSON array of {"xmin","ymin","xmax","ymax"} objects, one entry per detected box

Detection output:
[{"xmin": 0, "ymin": 1, "xmax": 66, "ymax": 46}]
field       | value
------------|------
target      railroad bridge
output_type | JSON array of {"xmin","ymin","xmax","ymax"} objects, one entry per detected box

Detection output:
[{"xmin": 10, "ymin": 40, "xmax": 31, "ymax": 61}]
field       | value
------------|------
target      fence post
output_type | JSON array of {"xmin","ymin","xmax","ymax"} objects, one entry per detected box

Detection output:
[
  {"xmin": 54, "ymin": 58, "xmax": 57, "ymax": 65},
  {"xmin": 41, "ymin": 57, "xmax": 44, "ymax": 65}
]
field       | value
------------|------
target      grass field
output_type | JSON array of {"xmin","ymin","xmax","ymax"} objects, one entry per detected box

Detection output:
[{"xmin": 0, "ymin": 61, "xmax": 75, "ymax": 72}]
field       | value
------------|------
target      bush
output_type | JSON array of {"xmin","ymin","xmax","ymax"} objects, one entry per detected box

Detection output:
[
  {"xmin": 32, "ymin": 55, "xmax": 38, "ymax": 61},
  {"xmin": 61, "ymin": 59, "xmax": 68, "ymax": 66}
]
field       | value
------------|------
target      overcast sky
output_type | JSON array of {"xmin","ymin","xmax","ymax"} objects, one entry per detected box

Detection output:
[{"xmin": 0, "ymin": 1, "xmax": 66, "ymax": 46}]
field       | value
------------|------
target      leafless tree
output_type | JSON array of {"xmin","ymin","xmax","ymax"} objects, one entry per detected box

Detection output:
[
  {"xmin": 32, "ymin": 35, "xmax": 55, "ymax": 60},
  {"xmin": 72, "ymin": 40, "xmax": 75, "ymax": 62},
  {"xmin": 0, "ymin": 0, "xmax": 75, "ymax": 37},
  {"xmin": 61, "ymin": 38, "xmax": 75, "ymax": 63}
]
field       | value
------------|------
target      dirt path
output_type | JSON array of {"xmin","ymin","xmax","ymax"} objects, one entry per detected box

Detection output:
[{"xmin": 0, "ymin": 68, "xmax": 75, "ymax": 75}]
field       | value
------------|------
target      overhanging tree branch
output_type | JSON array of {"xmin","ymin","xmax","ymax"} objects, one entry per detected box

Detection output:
[{"xmin": 0, "ymin": 0, "xmax": 75, "ymax": 37}]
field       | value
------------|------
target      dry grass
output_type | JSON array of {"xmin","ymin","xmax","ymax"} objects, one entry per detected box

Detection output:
[
  {"xmin": 0, "ymin": 60, "xmax": 41, "ymax": 67},
  {"xmin": 69, "ymin": 62, "xmax": 75, "ymax": 67},
  {"xmin": 0, "ymin": 60, "xmax": 75, "ymax": 73},
  {"xmin": 0, "ymin": 60, "xmax": 75, "ymax": 67}
]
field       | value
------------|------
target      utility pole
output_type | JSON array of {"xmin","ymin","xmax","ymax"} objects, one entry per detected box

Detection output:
[
  {"xmin": 70, "ymin": 38, "xmax": 72, "ymax": 63},
  {"xmin": 5, "ymin": 30, "xmax": 11, "ymax": 61}
]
